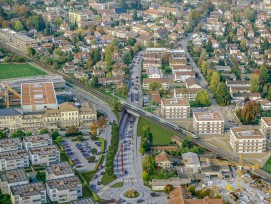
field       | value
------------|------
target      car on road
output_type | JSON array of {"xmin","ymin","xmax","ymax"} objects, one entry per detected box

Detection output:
[
  {"xmin": 137, "ymin": 199, "xmax": 144, "ymax": 203},
  {"xmin": 150, "ymin": 192, "xmax": 160, "ymax": 197},
  {"xmin": 90, "ymin": 185, "xmax": 95, "ymax": 189}
]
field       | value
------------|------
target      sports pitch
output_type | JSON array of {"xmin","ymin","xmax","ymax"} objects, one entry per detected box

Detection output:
[{"xmin": 0, "ymin": 63, "xmax": 47, "ymax": 80}]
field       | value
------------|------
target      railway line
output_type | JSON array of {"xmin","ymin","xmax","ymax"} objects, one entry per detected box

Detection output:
[{"xmin": 2, "ymin": 42, "xmax": 271, "ymax": 181}]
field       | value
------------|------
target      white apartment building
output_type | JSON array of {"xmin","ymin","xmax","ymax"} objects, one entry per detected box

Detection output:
[
  {"xmin": 173, "ymin": 71, "xmax": 195, "ymax": 82},
  {"xmin": 46, "ymin": 176, "xmax": 82, "ymax": 203},
  {"xmin": 142, "ymin": 78, "xmax": 170, "ymax": 90},
  {"xmin": 260, "ymin": 117, "xmax": 271, "ymax": 139},
  {"xmin": 230, "ymin": 127, "xmax": 266, "ymax": 153},
  {"xmin": 0, "ymin": 138, "xmax": 23, "ymax": 152},
  {"xmin": 145, "ymin": 48, "xmax": 168, "ymax": 54},
  {"xmin": 46, "ymin": 162, "xmax": 75, "ymax": 180},
  {"xmin": 161, "ymin": 99, "xmax": 190, "ymax": 119},
  {"xmin": 0, "ymin": 169, "xmax": 29, "ymax": 194},
  {"xmin": 173, "ymin": 88, "xmax": 202, "ymax": 101},
  {"xmin": 11, "ymin": 182, "xmax": 47, "ymax": 204},
  {"xmin": 0, "ymin": 150, "xmax": 29, "ymax": 171},
  {"xmin": 29, "ymin": 145, "xmax": 60, "ymax": 166},
  {"xmin": 147, "ymin": 66, "xmax": 162, "ymax": 78},
  {"xmin": 193, "ymin": 112, "xmax": 224, "ymax": 134},
  {"xmin": 23, "ymin": 134, "xmax": 52, "ymax": 150}
]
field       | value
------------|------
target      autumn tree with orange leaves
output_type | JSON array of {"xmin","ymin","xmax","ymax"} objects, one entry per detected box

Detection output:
[{"xmin": 240, "ymin": 101, "xmax": 260, "ymax": 124}]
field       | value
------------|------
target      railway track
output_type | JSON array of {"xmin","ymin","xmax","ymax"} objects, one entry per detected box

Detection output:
[{"xmin": 2, "ymin": 42, "xmax": 271, "ymax": 181}]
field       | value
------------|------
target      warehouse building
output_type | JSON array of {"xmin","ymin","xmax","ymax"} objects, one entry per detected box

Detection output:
[
  {"xmin": 10, "ymin": 182, "xmax": 47, "ymax": 204},
  {"xmin": 21, "ymin": 82, "xmax": 58, "ymax": 112}
]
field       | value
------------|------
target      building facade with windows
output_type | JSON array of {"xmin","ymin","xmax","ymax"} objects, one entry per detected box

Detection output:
[
  {"xmin": 29, "ymin": 145, "xmax": 60, "ymax": 166},
  {"xmin": 0, "ymin": 150, "xmax": 29, "ymax": 171},
  {"xmin": 0, "ymin": 138, "xmax": 23, "ymax": 153},
  {"xmin": 260, "ymin": 117, "xmax": 271, "ymax": 139},
  {"xmin": 161, "ymin": 99, "xmax": 190, "ymax": 119},
  {"xmin": 23, "ymin": 134, "xmax": 52, "ymax": 151}
]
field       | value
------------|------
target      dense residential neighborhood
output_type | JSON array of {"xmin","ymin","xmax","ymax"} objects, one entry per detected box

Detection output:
[{"xmin": 0, "ymin": 0, "xmax": 270, "ymax": 203}]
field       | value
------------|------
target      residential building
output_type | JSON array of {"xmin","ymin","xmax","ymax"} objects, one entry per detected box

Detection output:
[
  {"xmin": 0, "ymin": 108, "xmax": 23, "ymax": 131},
  {"xmin": 46, "ymin": 162, "xmax": 75, "ymax": 180},
  {"xmin": 0, "ymin": 150, "xmax": 29, "ymax": 171},
  {"xmin": 173, "ymin": 71, "xmax": 195, "ymax": 82},
  {"xmin": 10, "ymin": 182, "xmax": 46, "ymax": 204},
  {"xmin": 182, "ymin": 152, "xmax": 201, "ymax": 174},
  {"xmin": 260, "ymin": 117, "xmax": 271, "ymax": 139},
  {"xmin": 193, "ymin": 112, "xmax": 224, "ymax": 134},
  {"xmin": 72, "ymin": 198, "xmax": 96, "ymax": 204},
  {"xmin": 143, "ymin": 78, "xmax": 170, "ymax": 90},
  {"xmin": 0, "ymin": 169, "xmax": 29, "ymax": 194},
  {"xmin": 151, "ymin": 177, "xmax": 191, "ymax": 191},
  {"xmin": 173, "ymin": 88, "xmax": 202, "ymax": 101},
  {"xmin": 0, "ymin": 138, "xmax": 23, "ymax": 153},
  {"xmin": 46, "ymin": 176, "xmax": 82, "ymax": 203},
  {"xmin": 29, "ymin": 145, "xmax": 60, "ymax": 166},
  {"xmin": 261, "ymin": 98, "xmax": 271, "ymax": 110},
  {"xmin": 23, "ymin": 134, "xmax": 52, "ymax": 150},
  {"xmin": 147, "ymin": 66, "xmax": 162, "ymax": 78},
  {"xmin": 168, "ymin": 187, "xmax": 223, "ymax": 204},
  {"xmin": 230, "ymin": 127, "xmax": 266, "ymax": 153},
  {"xmin": 69, "ymin": 11, "xmax": 87, "ymax": 23},
  {"xmin": 161, "ymin": 99, "xmax": 190, "ymax": 119},
  {"xmin": 0, "ymin": 28, "xmax": 38, "ymax": 53},
  {"xmin": 154, "ymin": 151, "xmax": 173, "ymax": 170},
  {"xmin": 21, "ymin": 82, "xmax": 58, "ymax": 113}
]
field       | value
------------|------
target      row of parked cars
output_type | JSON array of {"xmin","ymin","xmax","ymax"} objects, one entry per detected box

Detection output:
[{"xmin": 60, "ymin": 141, "xmax": 83, "ymax": 168}]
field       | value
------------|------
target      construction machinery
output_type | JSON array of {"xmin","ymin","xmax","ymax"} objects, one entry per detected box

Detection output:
[
  {"xmin": 0, "ymin": 82, "xmax": 21, "ymax": 108},
  {"xmin": 200, "ymin": 155, "xmax": 259, "ymax": 189}
]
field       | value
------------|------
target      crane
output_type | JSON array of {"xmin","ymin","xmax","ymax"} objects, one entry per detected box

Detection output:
[
  {"xmin": 1, "ymin": 83, "xmax": 21, "ymax": 108},
  {"xmin": 200, "ymin": 155, "xmax": 259, "ymax": 190}
]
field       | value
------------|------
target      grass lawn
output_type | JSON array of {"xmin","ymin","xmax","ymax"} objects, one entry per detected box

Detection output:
[
  {"xmin": 137, "ymin": 116, "xmax": 174, "ymax": 145},
  {"xmin": 111, "ymin": 182, "xmax": 123, "ymax": 188},
  {"xmin": 0, "ymin": 63, "xmax": 47, "ymax": 79},
  {"xmin": 60, "ymin": 152, "xmax": 68, "ymax": 162},
  {"xmin": 81, "ymin": 171, "xmax": 96, "ymax": 183},
  {"xmin": 263, "ymin": 156, "xmax": 271, "ymax": 173},
  {"xmin": 82, "ymin": 184, "xmax": 92, "ymax": 198},
  {"xmin": 101, "ymin": 172, "xmax": 116, "ymax": 185}
]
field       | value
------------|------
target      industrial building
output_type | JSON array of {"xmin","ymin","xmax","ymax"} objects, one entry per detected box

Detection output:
[
  {"xmin": 10, "ymin": 182, "xmax": 47, "ymax": 204},
  {"xmin": 29, "ymin": 145, "xmax": 60, "ymax": 166},
  {"xmin": 0, "ymin": 169, "xmax": 29, "ymax": 194},
  {"xmin": 0, "ymin": 28, "xmax": 38, "ymax": 53},
  {"xmin": 21, "ymin": 82, "xmax": 58, "ymax": 112},
  {"xmin": 1, "ymin": 75, "xmax": 66, "ymax": 93},
  {"xmin": 23, "ymin": 134, "xmax": 52, "ymax": 150},
  {"xmin": 46, "ymin": 162, "xmax": 75, "ymax": 180},
  {"xmin": 46, "ymin": 176, "xmax": 82, "ymax": 203},
  {"xmin": 193, "ymin": 112, "xmax": 224, "ymax": 134},
  {"xmin": 230, "ymin": 127, "xmax": 266, "ymax": 153},
  {"xmin": 161, "ymin": 98, "xmax": 190, "ymax": 119},
  {"xmin": 0, "ymin": 149, "xmax": 29, "ymax": 171},
  {"xmin": 0, "ymin": 138, "xmax": 23, "ymax": 153}
]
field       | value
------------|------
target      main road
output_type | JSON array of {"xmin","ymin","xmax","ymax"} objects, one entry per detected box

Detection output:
[{"xmin": 1, "ymin": 42, "xmax": 271, "ymax": 182}]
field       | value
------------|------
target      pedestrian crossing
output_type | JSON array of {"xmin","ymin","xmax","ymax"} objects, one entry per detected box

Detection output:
[{"xmin": 123, "ymin": 178, "xmax": 138, "ymax": 183}]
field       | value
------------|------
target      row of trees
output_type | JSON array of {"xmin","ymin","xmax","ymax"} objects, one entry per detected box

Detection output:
[{"xmin": 139, "ymin": 127, "xmax": 153, "ymax": 154}]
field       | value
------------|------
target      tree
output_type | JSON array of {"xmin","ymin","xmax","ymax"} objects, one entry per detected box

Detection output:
[
  {"xmin": 142, "ymin": 171, "xmax": 149, "ymax": 181},
  {"xmin": 51, "ymin": 130, "xmax": 60, "ymax": 140},
  {"xmin": 164, "ymin": 184, "xmax": 174, "ymax": 194},
  {"xmin": 214, "ymin": 83, "xmax": 231, "ymax": 106},
  {"xmin": 240, "ymin": 39, "xmax": 247, "ymax": 52},
  {"xmin": 149, "ymin": 82, "xmax": 162, "ymax": 91},
  {"xmin": 26, "ymin": 15, "xmax": 45, "ymax": 31},
  {"xmin": 90, "ymin": 123, "xmax": 98, "ymax": 135},
  {"xmin": 106, "ymin": 72, "xmax": 112, "ymax": 78},
  {"xmin": 97, "ymin": 116, "xmax": 107, "ymax": 128},
  {"xmin": 26, "ymin": 131, "xmax": 32, "ymax": 136},
  {"xmin": 88, "ymin": 156, "xmax": 96, "ymax": 162},
  {"xmin": 128, "ymin": 37, "xmax": 136, "ymax": 46},
  {"xmin": 210, "ymin": 72, "xmax": 220, "ymax": 93},
  {"xmin": 27, "ymin": 47, "xmax": 36, "ymax": 56},
  {"xmin": 206, "ymin": 39, "xmax": 213, "ymax": 53},
  {"xmin": 54, "ymin": 17, "xmax": 63, "ymax": 28},
  {"xmin": 119, "ymin": 0, "xmax": 128, "ymax": 8},
  {"xmin": 0, "ymin": 130, "xmax": 5, "ymax": 139},
  {"xmin": 240, "ymin": 101, "xmax": 260, "ymax": 124},
  {"xmin": 132, "ymin": 10, "xmax": 138, "ymax": 21},
  {"xmin": 201, "ymin": 60, "xmax": 207, "ymax": 76},
  {"xmin": 14, "ymin": 20, "xmax": 23, "ymax": 31},
  {"xmin": 105, "ymin": 45, "xmax": 114, "ymax": 70},
  {"xmin": 117, "ymin": 85, "xmax": 128, "ymax": 97},
  {"xmin": 39, "ymin": 129, "xmax": 49, "ymax": 134},
  {"xmin": 250, "ymin": 74, "xmax": 260, "ymax": 93},
  {"xmin": 66, "ymin": 126, "xmax": 79, "ymax": 136},
  {"xmin": 259, "ymin": 66, "xmax": 269, "ymax": 85},
  {"xmin": 91, "ymin": 76, "xmax": 99, "ymax": 88},
  {"xmin": 124, "ymin": 51, "xmax": 132, "ymax": 65},
  {"xmin": 91, "ymin": 148, "xmax": 98, "ymax": 154},
  {"xmin": 196, "ymin": 90, "xmax": 211, "ymax": 106},
  {"xmin": 12, "ymin": 129, "xmax": 26, "ymax": 138}
]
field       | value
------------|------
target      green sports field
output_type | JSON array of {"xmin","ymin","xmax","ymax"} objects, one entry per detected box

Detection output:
[{"xmin": 0, "ymin": 63, "xmax": 47, "ymax": 79}]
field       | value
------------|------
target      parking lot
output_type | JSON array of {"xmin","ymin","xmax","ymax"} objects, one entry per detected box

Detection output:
[{"xmin": 61, "ymin": 137, "xmax": 101, "ymax": 172}]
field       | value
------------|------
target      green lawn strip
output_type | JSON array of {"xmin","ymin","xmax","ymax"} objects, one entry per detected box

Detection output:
[
  {"xmin": 0, "ymin": 63, "xmax": 47, "ymax": 79},
  {"xmin": 101, "ymin": 172, "xmax": 117, "ymax": 185},
  {"xmin": 111, "ymin": 182, "xmax": 123, "ymax": 188},
  {"xmin": 137, "ymin": 116, "xmax": 174, "ymax": 145},
  {"xmin": 263, "ymin": 156, "xmax": 271, "ymax": 173}
]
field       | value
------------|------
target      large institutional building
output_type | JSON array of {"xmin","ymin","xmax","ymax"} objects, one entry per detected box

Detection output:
[{"xmin": 0, "ymin": 102, "xmax": 97, "ymax": 131}]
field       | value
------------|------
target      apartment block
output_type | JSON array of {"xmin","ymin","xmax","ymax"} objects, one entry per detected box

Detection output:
[
  {"xmin": 0, "ymin": 28, "xmax": 38, "ymax": 53},
  {"xmin": 29, "ymin": 145, "xmax": 60, "ymax": 166},
  {"xmin": 142, "ymin": 78, "xmax": 170, "ymax": 90},
  {"xmin": 0, "ymin": 150, "xmax": 29, "ymax": 171},
  {"xmin": 46, "ymin": 176, "xmax": 82, "ymax": 203},
  {"xmin": 0, "ymin": 109, "xmax": 23, "ymax": 131},
  {"xmin": 0, "ymin": 169, "xmax": 29, "ymax": 194},
  {"xmin": 23, "ymin": 134, "xmax": 52, "ymax": 150},
  {"xmin": 193, "ymin": 112, "xmax": 224, "ymax": 134},
  {"xmin": 260, "ymin": 117, "xmax": 271, "ymax": 139},
  {"xmin": 161, "ymin": 99, "xmax": 190, "ymax": 119},
  {"xmin": 11, "ymin": 182, "xmax": 46, "ymax": 204},
  {"xmin": 69, "ymin": 11, "xmax": 87, "ymax": 23},
  {"xmin": 0, "ymin": 138, "xmax": 23, "ymax": 152},
  {"xmin": 230, "ymin": 127, "xmax": 266, "ymax": 153},
  {"xmin": 46, "ymin": 162, "xmax": 74, "ymax": 180}
]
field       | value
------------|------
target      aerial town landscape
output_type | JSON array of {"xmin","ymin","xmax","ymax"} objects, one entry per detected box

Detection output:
[{"xmin": 0, "ymin": 0, "xmax": 270, "ymax": 203}]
